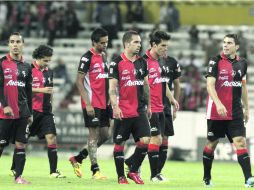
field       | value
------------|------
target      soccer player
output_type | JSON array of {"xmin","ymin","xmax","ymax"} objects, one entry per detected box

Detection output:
[
  {"xmin": 0, "ymin": 32, "xmax": 33, "ymax": 184},
  {"xmin": 125, "ymin": 31, "xmax": 180, "ymax": 182},
  {"xmin": 69, "ymin": 28, "xmax": 111, "ymax": 179},
  {"xmin": 203, "ymin": 34, "xmax": 254, "ymax": 187},
  {"xmin": 10, "ymin": 45, "xmax": 66, "ymax": 178},
  {"xmin": 109, "ymin": 30, "xmax": 151, "ymax": 185}
]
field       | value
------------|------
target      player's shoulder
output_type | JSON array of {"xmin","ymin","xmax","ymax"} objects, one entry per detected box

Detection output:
[
  {"xmin": 208, "ymin": 55, "xmax": 221, "ymax": 65},
  {"xmin": 110, "ymin": 55, "xmax": 123, "ymax": 66},
  {"xmin": 80, "ymin": 50, "xmax": 93, "ymax": 62}
]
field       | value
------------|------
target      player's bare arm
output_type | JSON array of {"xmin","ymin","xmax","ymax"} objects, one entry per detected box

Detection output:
[
  {"xmin": 242, "ymin": 81, "xmax": 249, "ymax": 123},
  {"xmin": 32, "ymin": 87, "xmax": 53, "ymax": 94},
  {"xmin": 207, "ymin": 76, "xmax": 227, "ymax": 117},
  {"xmin": 166, "ymin": 84, "xmax": 179, "ymax": 111},
  {"xmin": 144, "ymin": 76, "xmax": 151, "ymax": 119},
  {"xmin": 109, "ymin": 78, "xmax": 122, "ymax": 119},
  {"xmin": 76, "ymin": 72, "xmax": 94, "ymax": 116}
]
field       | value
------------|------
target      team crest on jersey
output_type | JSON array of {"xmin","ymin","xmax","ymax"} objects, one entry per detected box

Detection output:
[
  {"xmin": 149, "ymin": 68, "xmax": 156, "ymax": 73},
  {"xmin": 22, "ymin": 71, "xmax": 26, "ymax": 77},
  {"xmin": 238, "ymin": 70, "xmax": 242, "ymax": 77},
  {"xmin": 94, "ymin": 63, "xmax": 100, "ymax": 68},
  {"xmin": 209, "ymin": 60, "xmax": 216, "ymax": 65},
  {"xmin": 81, "ymin": 57, "xmax": 89, "ymax": 62}
]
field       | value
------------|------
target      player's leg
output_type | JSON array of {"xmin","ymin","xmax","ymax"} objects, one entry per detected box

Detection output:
[
  {"xmin": 148, "ymin": 113, "xmax": 163, "ymax": 181},
  {"xmin": 229, "ymin": 119, "xmax": 253, "ymax": 187},
  {"xmin": 0, "ymin": 119, "xmax": 12, "ymax": 157},
  {"xmin": 13, "ymin": 118, "xmax": 30, "ymax": 184},
  {"xmin": 113, "ymin": 119, "xmax": 129, "ymax": 184}
]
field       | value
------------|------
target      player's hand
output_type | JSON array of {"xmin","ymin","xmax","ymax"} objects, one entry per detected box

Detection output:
[
  {"xmin": 43, "ymin": 87, "xmax": 53, "ymax": 94},
  {"xmin": 173, "ymin": 109, "xmax": 177, "ymax": 121},
  {"xmin": 113, "ymin": 106, "xmax": 123, "ymax": 120},
  {"xmin": 171, "ymin": 99, "xmax": 179, "ymax": 111},
  {"xmin": 27, "ymin": 116, "xmax": 33, "ymax": 125},
  {"xmin": 3, "ymin": 106, "xmax": 14, "ymax": 116},
  {"xmin": 243, "ymin": 109, "xmax": 249, "ymax": 124},
  {"xmin": 216, "ymin": 102, "xmax": 227, "ymax": 117},
  {"xmin": 86, "ymin": 105, "xmax": 95, "ymax": 117},
  {"xmin": 147, "ymin": 105, "xmax": 152, "ymax": 119}
]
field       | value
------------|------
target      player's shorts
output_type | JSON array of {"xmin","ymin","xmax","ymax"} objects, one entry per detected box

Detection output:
[
  {"xmin": 150, "ymin": 112, "xmax": 165, "ymax": 136},
  {"xmin": 83, "ymin": 106, "xmax": 111, "ymax": 128},
  {"xmin": 0, "ymin": 118, "xmax": 29, "ymax": 147},
  {"xmin": 164, "ymin": 111, "xmax": 174, "ymax": 137},
  {"xmin": 29, "ymin": 111, "xmax": 56, "ymax": 139},
  {"xmin": 113, "ymin": 112, "xmax": 151, "ymax": 144},
  {"xmin": 207, "ymin": 119, "xmax": 245, "ymax": 143}
]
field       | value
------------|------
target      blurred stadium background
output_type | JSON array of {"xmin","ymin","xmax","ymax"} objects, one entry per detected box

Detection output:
[{"xmin": 1, "ymin": 0, "xmax": 254, "ymax": 164}]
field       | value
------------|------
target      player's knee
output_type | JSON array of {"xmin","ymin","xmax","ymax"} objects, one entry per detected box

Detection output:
[
  {"xmin": 88, "ymin": 139, "xmax": 98, "ymax": 147},
  {"xmin": 15, "ymin": 141, "xmax": 26, "ymax": 149},
  {"xmin": 140, "ymin": 137, "xmax": 150, "ymax": 144},
  {"xmin": 233, "ymin": 137, "xmax": 246, "ymax": 148},
  {"xmin": 206, "ymin": 140, "xmax": 218, "ymax": 150},
  {"xmin": 150, "ymin": 135, "xmax": 162, "ymax": 145}
]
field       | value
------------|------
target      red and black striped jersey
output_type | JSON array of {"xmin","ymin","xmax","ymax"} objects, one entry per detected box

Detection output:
[
  {"xmin": 32, "ymin": 62, "xmax": 53, "ymax": 113},
  {"xmin": 144, "ymin": 50, "xmax": 169, "ymax": 113},
  {"xmin": 77, "ymin": 48, "xmax": 109, "ymax": 109},
  {"xmin": 0, "ymin": 54, "xmax": 32, "ymax": 119},
  {"xmin": 206, "ymin": 52, "xmax": 247, "ymax": 120},
  {"xmin": 109, "ymin": 53, "xmax": 148, "ymax": 118}
]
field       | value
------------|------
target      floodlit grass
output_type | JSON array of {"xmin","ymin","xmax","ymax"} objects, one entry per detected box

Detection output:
[{"xmin": 0, "ymin": 155, "xmax": 246, "ymax": 190}]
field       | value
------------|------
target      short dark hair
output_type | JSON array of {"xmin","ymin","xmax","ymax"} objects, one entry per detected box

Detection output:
[
  {"xmin": 150, "ymin": 31, "xmax": 171, "ymax": 46},
  {"xmin": 32, "ymin": 45, "xmax": 53, "ymax": 59},
  {"xmin": 122, "ymin": 30, "xmax": 139, "ymax": 48},
  {"xmin": 91, "ymin": 28, "xmax": 108, "ymax": 43},
  {"xmin": 8, "ymin": 32, "xmax": 24, "ymax": 43},
  {"xmin": 224, "ymin": 34, "xmax": 240, "ymax": 45}
]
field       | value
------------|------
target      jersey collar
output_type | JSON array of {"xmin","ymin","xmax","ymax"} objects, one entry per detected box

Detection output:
[
  {"xmin": 220, "ymin": 52, "xmax": 240, "ymax": 61},
  {"xmin": 120, "ymin": 52, "xmax": 140, "ymax": 62},
  {"xmin": 7, "ymin": 54, "xmax": 24, "ymax": 63},
  {"xmin": 33, "ymin": 61, "xmax": 48, "ymax": 71}
]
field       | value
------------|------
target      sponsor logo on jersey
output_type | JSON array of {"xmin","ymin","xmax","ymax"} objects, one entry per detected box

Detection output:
[
  {"xmin": 4, "ymin": 75, "xmax": 12, "ymax": 79},
  {"xmin": 22, "ymin": 71, "xmax": 26, "ymax": 77},
  {"xmin": 96, "ymin": 73, "xmax": 108, "ymax": 79},
  {"xmin": 32, "ymin": 83, "xmax": 40, "ymax": 87},
  {"xmin": 218, "ymin": 76, "xmax": 228, "ymax": 80},
  {"xmin": 221, "ymin": 81, "xmax": 242, "ymax": 87},
  {"xmin": 149, "ymin": 73, "xmax": 158, "ymax": 79},
  {"xmin": 153, "ymin": 77, "xmax": 169, "ymax": 84},
  {"xmin": 121, "ymin": 75, "xmax": 130, "ymax": 80},
  {"xmin": 6, "ymin": 80, "xmax": 26, "ymax": 87},
  {"xmin": 33, "ymin": 77, "xmax": 39, "ymax": 82},
  {"xmin": 94, "ymin": 63, "xmax": 100, "ymax": 68},
  {"xmin": 124, "ymin": 80, "xmax": 144, "ymax": 86},
  {"xmin": 81, "ymin": 57, "xmax": 89, "ymax": 62},
  {"xmin": 122, "ymin": 70, "xmax": 129, "ymax": 75},
  {"xmin": 149, "ymin": 68, "xmax": 156, "ymax": 73},
  {"xmin": 3, "ymin": 68, "xmax": 11, "ymax": 73},
  {"xmin": 220, "ymin": 69, "xmax": 228, "ymax": 75},
  {"xmin": 91, "ymin": 68, "xmax": 102, "ymax": 73}
]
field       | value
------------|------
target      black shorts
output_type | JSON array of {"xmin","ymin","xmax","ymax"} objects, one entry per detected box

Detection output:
[
  {"xmin": 29, "ymin": 111, "xmax": 56, "ymax": 139},
  {"xmin": 0, "ymin": 118, "xmax": 29, "ymax": 147},
  {"xmin": 113, "ymin": 112, "xmax": 151, "ymax": 144},
  {"xmin": 164, "ymin": 112, "xmax": 174, "ymax": 137},
  {"xmin": 83, "ymin": 106, "xmax": 111, "ymax": 128},
  {"xmin": 150, "ymin": 112, "xmax": 165, "ymax": 136},
  {"xmin": 207, "ymin": 119, "xmax": 245, "ymax": 143}
]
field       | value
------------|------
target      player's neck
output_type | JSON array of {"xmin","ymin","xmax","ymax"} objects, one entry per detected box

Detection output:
[
  {"xmin": 149, "ymin": 48, "xmax": 159, "ymax": 60},
  {"xmin": 10, "ymin": 53, "xmax": 22, "ymax": 61},
  {"xmin": 124, "ymin": 50, "xmax": 137, "ymax": 62}
]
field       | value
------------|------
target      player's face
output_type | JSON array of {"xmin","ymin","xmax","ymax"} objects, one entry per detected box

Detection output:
[
  {"xmin": 37, "ymin": 56, "xmax": 52, "ymax": 69},
  {"xmin": 128, "ymin": 35, "xmax": 141, "ymax": 55},
  {"xmin": 8, "ymin": 35, "xmax": 24, "ymax": 56},
  {"xmin": 223, "ymin": 37, "xmax": 239, "ymax": 57},
  {"xmin": 154, "ymin": 40, "xmax": 169, "ymax": 57},
  {"xmin": 94, "ymin": 36, "xmax": 108, "ymax": 53}
]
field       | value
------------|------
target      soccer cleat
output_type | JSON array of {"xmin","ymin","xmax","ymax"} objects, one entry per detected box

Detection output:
[
  {"xmin": 127, "ymin": 172, "xmax": 144, "ymax": 184},
  {"xmin": 118, "ymin": 176, "xmax": 129, "ymax": 184},
  {"xmin": 157, "ymin": 173, "xmax": 169, "ymax": 182},
  {"xmin": 245, "ymin": 177, "xmax": 254, "ymax": 188},
  {"xmin": 124, "ymin": 161, "xmax": 141, "ymax": 177},
  {"xmin": 151, "ymin": 174, "xmax": 168, "ymax": 182},
  {"xmin": 14, "ymin": 176, "xmax": 31, "ymax": 185},
  {"xmin": 50, "ymin": 170, "xmax": 66, "ymax": 178},
  {"xmin": 92, "ymin": 171, "xmax": 107, "ymax": 180},
  {"xmin": 203, "ymin": 178, "xmax": 213, "ymax": 187},
  {"xmin": 9, "ymin": 170, "xmax": 16, "ymax": 177},
  {"xmin": 69, "ymin": 156, "xmax": 82, "ymax": 178}
]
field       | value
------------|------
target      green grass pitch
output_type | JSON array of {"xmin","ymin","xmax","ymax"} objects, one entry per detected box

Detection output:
[{"xmin": 0, "ymin": 155, "xmax": 247, "ymax": 190}]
